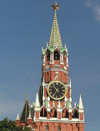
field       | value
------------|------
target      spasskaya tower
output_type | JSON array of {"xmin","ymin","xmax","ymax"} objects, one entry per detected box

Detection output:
[{"xmin": 16, "ymin": 2, "xmax": 85, "ymax": 131}]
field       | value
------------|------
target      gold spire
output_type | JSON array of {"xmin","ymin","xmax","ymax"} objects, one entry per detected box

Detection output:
[{"xmin": 49, "ymin": 2, "xmax": 62, "ymax": 48}]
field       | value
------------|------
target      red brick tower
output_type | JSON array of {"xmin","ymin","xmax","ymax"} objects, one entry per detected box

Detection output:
[{"xmin": 16, "ymin": 2, "xmax": 85, "ymax": 131}]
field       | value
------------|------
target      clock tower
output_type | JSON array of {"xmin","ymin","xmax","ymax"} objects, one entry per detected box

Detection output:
[{"xmin": 16, "ymin": 2, "xmax": 85, "ymax": 131}]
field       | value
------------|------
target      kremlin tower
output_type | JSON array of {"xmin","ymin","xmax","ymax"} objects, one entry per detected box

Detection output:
[{"xmin": 16, "ymin": 2, "xmax": 85, "ymax": 131}]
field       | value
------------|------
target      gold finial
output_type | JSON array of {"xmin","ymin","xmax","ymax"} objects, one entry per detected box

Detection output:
[
  {"xmin": 26, "ymin": 93, "xmax": 28, "ymax": 100},
  {"xmin": 51, "ymin": 1, "xmax": 60, "ymax": 15}
]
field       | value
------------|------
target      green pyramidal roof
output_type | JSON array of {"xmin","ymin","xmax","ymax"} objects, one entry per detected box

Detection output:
[
  {"xmin": 49, "ymin": 10, "xmax": 62, "ymax": 48},
  {"xmin": 20, "ymin": 96, "xmax": 30, "ymax": 122}
]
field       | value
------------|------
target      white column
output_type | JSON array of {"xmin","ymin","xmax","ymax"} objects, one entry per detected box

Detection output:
[{"xmin": 50, "ymin": 52, "xmax": 54, "ymax": 64}]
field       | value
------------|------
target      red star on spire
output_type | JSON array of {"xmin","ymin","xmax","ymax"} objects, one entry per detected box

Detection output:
[{"xmin": 51, "ymin": 1, "xmax": 60, "ymax": 11}]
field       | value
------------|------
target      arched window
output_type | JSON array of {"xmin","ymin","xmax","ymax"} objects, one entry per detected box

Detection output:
[
  {"xmin": 40, "ymin": 108, "xmax": 47, "ymax": 117},
  {"xmin": 72, "ymin": 110, "xmax": 79, "ymax": 118},
  {"xmin": 46, "ymin": 125, "xmax": 49, "ymax": 130},
  {"xmin": 54, "ymin": 51, "xmax": 60, "ymax": 60},
  {"xmin": 62, "ymin": 109, "xmax": 69, "ymax": 118},
  {"xmin": 58, "ymin": 126, "xmax": 61, "ymax": 131},
  {"xmin": 50, "ymin": 108, "xmax": 57, "ymax": 118}
]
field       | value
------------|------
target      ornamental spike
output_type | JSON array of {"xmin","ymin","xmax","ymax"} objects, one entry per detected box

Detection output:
[
  {"xmin": 53, "ymin": 101, "xmax": 55, "ymax": 107},
  {"xmin": 47, "ymin": 96, "xmax": 50, "ymax": 108},
  {"xmin": 79, "ymin": 93, "xmax": 84, "ymax": 109},
  {"xmin": 57, "ymin": 100, "xmax": 61, "ymax": 108},
  {"xmin": 69, "ymin": 102, "xmax": 72, "ymax": 109},
  {"xmin": 74, "ymin": 102, "xmax": 76, "ymax": 108},
  {"xmin": 16, "ymin": 113, "xmax": 19, "ymax": 120},
  {"xmin": 46, "ymin": 42, "xmax": 48, "ymax": 47},
  {"xmin": 35, "ymin": 90, "xmax": 40, "ymax": 107},
  {"xmin": 42, "ymin": 46, "xmax": 43, "ymax": 50},
  {"xmin": 28, "ymin": 110, "xmax": 32, "ymax": 119},
  {"xmin": 65, "ymin": 43, "xmax": 66, "ymax": 48}
]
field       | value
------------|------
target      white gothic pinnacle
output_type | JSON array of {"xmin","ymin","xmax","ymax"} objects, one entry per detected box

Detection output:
[
  {"xmin": 35, "ymin": 90, "xmax": 40, "ymax": 107},
  {"xmin": 16, "ymin": 113, "xmax": 19, "ymax": 120},
  {"xmin": 79, "ymin": 93, "xmax": 84, "ymax": 109}
]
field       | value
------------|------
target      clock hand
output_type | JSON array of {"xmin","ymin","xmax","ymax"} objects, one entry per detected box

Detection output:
[
  {"xmin": 54, "ymin": 87, "xmax": 57, "ymax": 90},
  {"xmin": 56, "ymin": 88, "xmax": 59, "ymax": 93},
  {"xmin": 53, "ymin": 90, "xmax": 57, "ymax": 97},
  {"xmin": 54, "ymin": 87, "xmax": 59, "ymax": 93}
]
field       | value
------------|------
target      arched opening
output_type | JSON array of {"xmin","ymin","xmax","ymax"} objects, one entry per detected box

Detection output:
[
  {"xmin": 62, "ymin": 108, "xmax": 69, "ymax": 118},
  {"xmin": 46, "ymin": 125, "xmax": 49, "ymax": 130},
  {"xmin": 46, "ymin": 50, "xmax": 50, "ymax": 61},
  {"xmin": 54, "ymin": 51, "xmax": 60, "ymax": 60},
  {"xmin": 40, "ymin": 108, "xmax": 47, "ymax": 117},
  {"xmin": 58, "ymin": 126, "xmax": 61, "ymax": 131},
  {"xmin": 72, "ymin": 109, "xmax": 79, "ymax": 118},
  {"xmin": 50, "ymin": 108, "xmax": 57, "ymax": 118}
]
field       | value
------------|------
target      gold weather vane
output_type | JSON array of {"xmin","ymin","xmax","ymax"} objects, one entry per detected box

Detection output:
[{"xmin": 51, "ymin": 1, "xmax": 60, "ymax": 11}]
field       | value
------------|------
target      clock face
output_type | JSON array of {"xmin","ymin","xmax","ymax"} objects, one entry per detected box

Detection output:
[{"xmin": 47, "ymin": 81, "xmax": 67, "ymax": 100}]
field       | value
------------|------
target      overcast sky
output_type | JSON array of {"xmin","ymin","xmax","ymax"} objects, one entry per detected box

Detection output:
[{"xmin": 0, "ymin": 0, "xmax": 100, "ymax": 131}]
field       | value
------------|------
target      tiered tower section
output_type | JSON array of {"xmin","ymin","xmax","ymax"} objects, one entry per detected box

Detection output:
[
  {"xmin": 42, "ymin": 10, "xmax": 69, "ymax": 84},
  {"xmin": 16, "ymin": 2, "xmax": 85, "ymax": 131},
  {"xmin": 33, "ymin": 2, "xmax": 85, "ymax": 131}
]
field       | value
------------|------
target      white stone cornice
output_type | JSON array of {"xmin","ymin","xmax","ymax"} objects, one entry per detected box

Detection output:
[
  {"xmin": 34, "ymin": 107, "xmax": 40, "ymax": 111},
  {"xmin": 43, "ymin": 67, "xmax": 68, "ymax": 74}
]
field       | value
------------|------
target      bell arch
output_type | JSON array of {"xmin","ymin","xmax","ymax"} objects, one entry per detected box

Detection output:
[
  {"xmin": 46, "ymin": 50, "xmax": 50, "ymax": 61},
  {"xmin": 54, "ymin": 50, "xmax": 60, "ymax": 60}
]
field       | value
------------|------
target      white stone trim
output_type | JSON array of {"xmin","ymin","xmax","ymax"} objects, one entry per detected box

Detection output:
[
  {"xmin": 34, "ymin": 118, "xmax": 85, "ymax": 123},
  {"xmin": 43, "ymin": 68, "xmax": 68, "ymax": 74},
  {"xmin": 45, "ymin": 65, "xmax": 49, "ymax": 69},
  {"xmin": 64, "ymin": 66, "xmax": 67, "ymax": 70},
  {"xmin": 34, "ymin": 107, "xmax": 40, "ymax": 111}
]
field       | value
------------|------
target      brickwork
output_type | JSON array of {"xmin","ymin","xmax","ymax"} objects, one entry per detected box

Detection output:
[{"xmin": 16, "ymin": 3, "xmax": 84, "ymax": 130}]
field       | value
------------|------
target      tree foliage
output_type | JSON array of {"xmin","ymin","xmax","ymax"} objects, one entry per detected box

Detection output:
[{"xmin": 0, "ymin": 118, "xmax": 30, "ymax": 131}]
